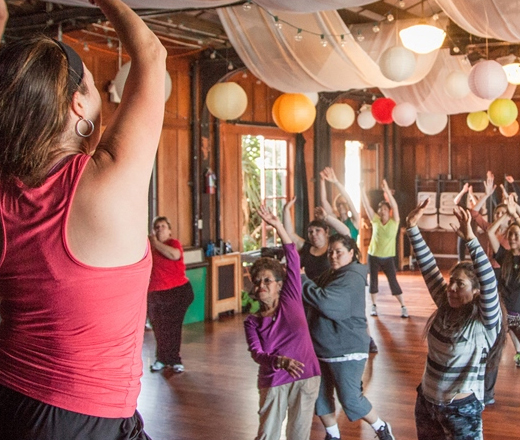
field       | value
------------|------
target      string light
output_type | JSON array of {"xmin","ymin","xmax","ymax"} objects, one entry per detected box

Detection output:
[
  {"xmin": 294, "ymin": 28, "xmax": 303, "ymax": 42},
  {"xmin": 83, "ymin": 42, "xmax": 89, "ymax": 52},
  {"xmin": 356, "ymin": 31, "xmax": 365, "ymax": 42},
  {"xmin": 399, "ymin": 1, "xmax": 405, "ymax": 8},
  {"xmin": 274, "ymin": 16, "xmax": 283, "ymax": 30},
  {"xmin": 372, "ymin": 24, "xmax": 380, "ymax": 33},
  {"xmin": 228, "ymin": 61, "xmax": 234, "ymax": 70},
  {"xmin": 387, "ymin": 13, "xmax": 394, "ymax": 22},
  {"xmin": 452, "ymin": 46, "xmax": 460, "ymax": 53},
  {"xmin": 320, "ymin": 35, "xmax": 328, "ymax": 47},
  {"xmin": 340, "ymin": 35, "xmax": 346, "ymax": 47},
  {"xmin": 210, "ymin": 51, "xmax": 216, "ymax": 59},
  {"xmin": 243, "ymin": 0, "xmax": 252, "ymax": 11}
]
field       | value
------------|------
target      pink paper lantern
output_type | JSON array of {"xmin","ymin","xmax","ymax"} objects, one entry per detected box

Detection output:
[
  {"xmin": 468, "ymin": 60, "xmax": 508, "ymax": 100},
  {"xmin": 371, "ymin": 98, "xmax": 396, "ymax": 124},
  {"xmin": 392, "ymin": 102, "xmax": 417, "ymax": 127}
]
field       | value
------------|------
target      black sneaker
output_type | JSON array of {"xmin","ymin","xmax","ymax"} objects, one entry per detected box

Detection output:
[
  {"xmin": 324, "ymin": 433, "xmax": 341, "ymax": 440},
  {"xmin": 375, "ymin": 422, "xmax": 395, "ymax": 440},
  {"xmin": 369, "ymin": 337, "xmax": 378, "ymax": 353}
]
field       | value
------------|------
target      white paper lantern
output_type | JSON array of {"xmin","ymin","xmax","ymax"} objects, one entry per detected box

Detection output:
[
  {"xmin": 444, "ymin": 71, "xmax": 471, "ymax": 99},
  {"xmin": 416, "ymin": 113, "xmax": 448, "ymax": 135},
  {"xmin": 378, "ymin": 46, "xmax": 416, "ymax": 82},
  {"xmin": 113, "ymin": 62, "xmax": 172, "ymax": 103},
  {"xmin": 206, "ymin": 82, "xmax": 248, "ymax": 120},
  {"xmin": 326, "ymin": 103, "xmax": 355, "ymax": 129},
  {"xmin": 302, "ymin": 92, "xmax": 319, "ymax": 106},
  {"xmin": 468, "ymin": 60, "xmax": 508, "ymax": 100},
  {"xmin": 392, "ymin": 102, "xmax": 417, "ymax": 127},
  {"xmin": 357, "ymin": 108, "xmax": 376, "ymax": 130}
]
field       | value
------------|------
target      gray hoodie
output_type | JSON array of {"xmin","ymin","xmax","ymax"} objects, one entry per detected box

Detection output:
[{"xmin": 302, "ymin": 261, "xmax": 369, "ymax": 358}]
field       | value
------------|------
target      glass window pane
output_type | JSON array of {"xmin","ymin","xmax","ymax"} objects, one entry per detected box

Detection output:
[
  {"xmin": 274, "ymin": 140, "xmax": 287, "ymax": 168},
  {"xmin": 264, "ymin": 170, "xmax": 287, "ymax": 198}
]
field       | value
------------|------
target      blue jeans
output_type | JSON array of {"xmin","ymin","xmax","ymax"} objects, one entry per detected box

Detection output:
[{"xmin": 415, "ymin": 386, "xmax": 483, "ymax": 440}]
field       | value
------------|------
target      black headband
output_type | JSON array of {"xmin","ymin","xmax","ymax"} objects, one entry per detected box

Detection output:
[{"xmin": 54, "ymin": 40, "xmax": 84, "ymax": 95}]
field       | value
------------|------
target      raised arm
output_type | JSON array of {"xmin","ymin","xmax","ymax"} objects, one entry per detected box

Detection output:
[
  {"xmin": 360, "ymin": 184, "xmax": 375, "ymax": 221},
  {"xmin": 0, "ymin": 0, "xmax": 8, "ymax": 39},
  {"xmin": 406, "ymin": 199, "xmax": 446, "ymax": 305},
  {"xmin": 453, "ymin": 182, "xmax": 469, "ymax": 206},
  {"xmin": 314, "ymin": 206, "xmax": 351, "ymax": 237},
  {"xmin": 322, "ymin": 166, "xmax": 360, "ymax": 229},
  {"xmin": 69, "ymin": 0, "xmax": 167, "ymax": 267},
  {"xmin": 257, "ymin": 205, "xmax": 292, "ymax": 245},
  {"xmin": 382, "ymin": 179, "xmax": 400, "ymax": 223},
  {"xmin": 473, "ymin": 171, "xmax": 496, "ymax": 213},
  {"xmin": 319, "ymin": 171, "xmax": 335, "ymax": 216},
  {"xmin": 487, "ymin": 210, "xmax": 510, "ymax": 253},
  {"xmin": 148, "ymin": 235, "xmax": 181, "ymax": 260},
  {"xmin": 282, "ymin": 197, "xmax": 305, "ymax": 250}
]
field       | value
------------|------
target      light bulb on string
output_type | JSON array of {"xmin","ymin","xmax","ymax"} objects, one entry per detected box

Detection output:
[
  {"xmin": 227, "ymin": 61, "xmax": 234, "ymax": 70},
  {"xmin": 372, "ymin": 23, "xmax": 380, "ymax": 33},
  {"xmin": 294, "ymin": 29, "xmax": 303, "ymax": 42},
  {"xmin": 399, "ymin": 1, "xmax": 405, "ymax": 8},
  {"xmin": 210, "ymin": 51, "xmax": 216, "ymax": 59},
  {"xmin": 340, "ymin": 35, "xmax": 346, "ymax": 47},
  {"xmin": 452, "ymin": 46, "xmax": 460, "ymax": 54},
  {"xmin": 243, "ymin": 0, "xmax": 252, "ymax": 11},
  {"xmin": 83, "ymin": 42, "xmax": 89, "ymax": 52},
  {"xmin": 387, "ymin": 13, "xmax": 394, "ymax": 22},
  {"xmin": 274, "ymin": 16, "xmax": 283, "ymax": 30},
  {"xmin": 356, "ymin": 31, "xmax": 364, "ymax": 42},
  {"xmin": 320, "ymin": 35, "xmax": 328, "ymax": 47}
]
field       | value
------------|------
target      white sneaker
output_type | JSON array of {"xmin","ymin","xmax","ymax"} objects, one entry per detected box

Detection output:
[
  {"xmin": 401, "ymin": 306, "xmax": 409, "ymax": 318},
  {"xmin": 172, "ymin": 364, "xmax": 185, "ymax": 373},
  {"xmin": 150, "ymin": 360, "xmax": 166, "ymax": 372},
  {"xmin": 370, "ymin": 304, "xmax": 378, "ymax": 316}
]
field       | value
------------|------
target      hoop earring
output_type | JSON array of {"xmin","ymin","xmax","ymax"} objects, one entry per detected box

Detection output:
[{"xmin": 75, "ymin": 117, "xmax": 95, "ymax": 138}]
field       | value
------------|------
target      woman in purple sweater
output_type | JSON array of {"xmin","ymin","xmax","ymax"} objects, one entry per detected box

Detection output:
[{"xmin": 244, "ymin": 206, "xmax": 321, "ymax": 440}]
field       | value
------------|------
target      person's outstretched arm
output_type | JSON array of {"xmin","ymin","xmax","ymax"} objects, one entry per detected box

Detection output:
[
  {"xmin": 319, "ymin": 171, "xmax": 335, "ymax": 216},
  {"xmin": 257, "ymin": 205, "xmax": 292, "ymax": 245},
  {"xmin": 314, "ymin": 207, "xmax": 351, "ymax": 237},
  {"xmin": 69, "ymin": 0, "xmax": 167, "ymax": 267},
  {"xmin": 382, "ymin": 179, "xmax": 400, "ymax": 223},
  {"xmin": 360, "ymin": 184, "xmax": 375, "ymax": 221},
  {"xmin": 0, "ymin": 0, "xmax": 8, "ymax": 39},
  {"xmin": 473, "ymin": 171, "xmax": 496, "ymax": 213},
  {"xmin": 454, "ymin": 182, "xmax": 469, "ymax": 206},
  {"xmin": 282, "ymin": 197, "xmax": 305, "ymax": 250},
  {"xmin": 322, "ymin": 166, "xmax": 360, "ymax": 229}
]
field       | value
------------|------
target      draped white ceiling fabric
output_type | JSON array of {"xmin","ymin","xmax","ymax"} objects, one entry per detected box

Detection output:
[
  {"xmin": 50, "ymin": 0, "xmax": 376, "ymax": 12},
  {"xmin": 218, "ymin": 7, "xmax": 439, "ymax": 93},
  {"xmin": 381, "ymin": 49, "xmax": 515, "ymax": 114},
  {"xmin": 435, "ymin": 0, "xmax": 520, "ymax": 41}
]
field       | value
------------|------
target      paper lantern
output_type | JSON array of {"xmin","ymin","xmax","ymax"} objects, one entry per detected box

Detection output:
[
  {"xmin": 326, "ymin": 103, "xmax": 355, "ymax": 130},
  {"xmin": 503, "ymin": 63, "xmax": 520, "ymax": 85},
  {"xmin": 499, "ymin": 120, "xmax": 519, "ymax": 137},
  {"xmin": 488, "ymin": 98, "xmax": 518, "ymax": 127},
  {"xmin": 302, "ymin": 92, "xmax": 319, "ymax": 106},
  {"xmin": 271, "ymin": 93, "xmax": 316, "ymax": 133},
  {"xmin": 466, "ymin": 111, "xmax": 489, "ymax": 132},
  {"xmin": 444, "ymin": 71, "xmax": 471, "ymax": 99},
  {"xmin": 371, "ymin": 98, "xmax": 396, "ymax": 124},
  {"xmin": 357, "ymin": 108, "xmax": 376, "ymax": 130},
  {"xmin": 206, "ymin": 82, "xmax": 248, "ymax": 120},
  {"xmin": 468, "ymin": 60, "xmax": 508, "ymax": 100},
  {"xmin": 113, "ymin": 62, "xmax": 172, "ymax": 103},
  {"xmin": 416, "ymin": 113, "xmax": 448, "ymax": 135},
  {"xmin": 392, "ymin": 102, "xmax": 417, "ymax": 127},
  {"xmin": 379, "ymin": 46, "xmax": 416, "ymax": 82}
]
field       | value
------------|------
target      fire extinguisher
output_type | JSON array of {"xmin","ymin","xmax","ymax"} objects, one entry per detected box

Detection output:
[{"xmin": 204, "ymin": 168, "xmax": 216, "ymax": 194}]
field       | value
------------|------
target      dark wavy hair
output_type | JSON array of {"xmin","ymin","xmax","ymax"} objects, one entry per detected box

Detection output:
[
  {"xmin": 0, "ymin": 36, "xmax": 88, "ymax": 187},
  {"xmin": 307, "ymin": 219, "xmax": 329, "ymax": 233},
  {"xmin": 328, "ymin": 233, "xmax": 361, "ymax": 262}
]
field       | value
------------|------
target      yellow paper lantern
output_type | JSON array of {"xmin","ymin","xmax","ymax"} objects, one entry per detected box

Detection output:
[
  {"xmin": 499, "ymin": 120, "xmax": 519, "ymax": 137},
  {"xmin": 272, "ymin": 93, "xmax": 316, "ymax": 133},
  {"xmin": 326, "ymin": 103, "xmax": 355, "ymax": 130},
  {"xmin": 466, "ymin": 111, "xmax": 489, "ymax": 132},
  {"xmin": 488, "ymin": 98, "xmax": 518, "ymax": 127},
  {"xmin": 206, "ymin": 82, "xmax": 248, "ymax": 120}
]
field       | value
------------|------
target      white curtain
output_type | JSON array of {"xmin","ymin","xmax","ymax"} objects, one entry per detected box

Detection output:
[
  {"xmin": 49, "ymin": 0, "xmax": 377, "ymax": 12},
  {"xmin": 218, "ymin": 6, "xmax": 438, "ymax": 93},
  {"xmin": 435, "ymin": 0, "xmax": 520, "ymax": 41}
]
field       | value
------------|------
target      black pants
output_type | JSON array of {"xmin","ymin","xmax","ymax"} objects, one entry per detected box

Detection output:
[
  {"xmin": 147, "ymin": 281, "xmax": 194, "ymax": 365},
  {"xmin": 368, "ymin": 254, "xmax": 403, "ymax": 295},
  {"xmin": 0, "ymin": 385, "xmax": 151, "ymax": 440}
]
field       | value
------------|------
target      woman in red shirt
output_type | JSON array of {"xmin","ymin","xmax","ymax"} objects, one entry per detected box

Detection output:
[{"xmin": 148, "ymin": 216, "xmax": 194, "ymax": 373}]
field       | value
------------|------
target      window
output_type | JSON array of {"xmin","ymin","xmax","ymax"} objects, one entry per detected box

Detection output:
[{"xmin": 242, "ymin": 135, "xmax": 288, "ymax": 250}]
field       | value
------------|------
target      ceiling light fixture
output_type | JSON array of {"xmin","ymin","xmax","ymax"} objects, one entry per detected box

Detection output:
[{"xmin": 399, "ymin": 1, "xmax": 445, "ymax": 54}]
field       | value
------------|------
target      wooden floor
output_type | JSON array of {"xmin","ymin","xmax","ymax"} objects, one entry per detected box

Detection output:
[{"xmin": 138, "ymin": 272, "xmax": 520, "ymax": 440}]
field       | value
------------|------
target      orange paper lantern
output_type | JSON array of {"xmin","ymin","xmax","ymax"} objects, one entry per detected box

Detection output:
[
  {"xmin": 272, "ymin": 93, "xmax": 316, "ymax": 133},
  {"xmin": 499, "ymin": 120, "xmax": 519, "ymax": 137}
]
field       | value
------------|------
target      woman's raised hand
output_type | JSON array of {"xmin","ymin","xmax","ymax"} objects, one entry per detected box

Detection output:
[
  {"xmin": 406, "ymin": 198, "xmax": 429, "ymax": 228},
  {"xmin": 452, "ymin": 206, "xmax": 476, "ymax": 241},
  {"xmin": 283, "ymin": 196, "xmax": 296, "ymax": 211},
  {"xmin": 314, "ymin": 206, "xmax": 327, "ymax": 221},
  {"xmin": 257, "ymin": 205, "xmax": 281, "ymax": 228},
  {"xmin": 321, "ymin": 167, "xmax": 337, "ymax": 183}
]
